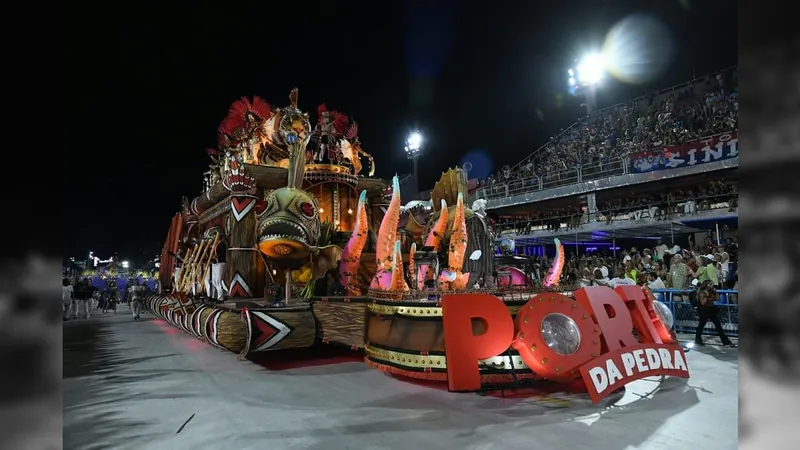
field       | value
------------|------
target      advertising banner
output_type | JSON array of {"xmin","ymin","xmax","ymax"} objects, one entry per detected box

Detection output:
[{"xmin": 631, "ymin": 132, "xmax": 739, "ymax": 173}]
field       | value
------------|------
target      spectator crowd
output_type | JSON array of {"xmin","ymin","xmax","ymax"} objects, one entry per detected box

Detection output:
[
  {"xmin": 493, "ymin": 179, "xmax": 737, "ymax": 235},
  {"xmin": 511, "ymin": 235, "xmax": 739, "ymax": 300},
  {"xmin": 478, "ymin": 68, "xmax": 739, "ymax": 197}
]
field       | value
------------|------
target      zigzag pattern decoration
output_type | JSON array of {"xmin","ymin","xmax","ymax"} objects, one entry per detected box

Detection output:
[
  {"xmin": 239, "ymin": 308, "xmax": 293, "ymax": 358},
  {"xmin": 249, "ymin": 311, "xmax": 292, "ymax": 352},
  {"xmin": 228, "ymin": 272, "xmax": 253, "ymax": 298},
  {"xmin": 231, "ymin": 196, "xmax": 256, "ymax": 222}
]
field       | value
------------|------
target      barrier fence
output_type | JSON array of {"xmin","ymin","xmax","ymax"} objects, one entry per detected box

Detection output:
[{"xmin": 652, "ymin": 288, "xmax": 738, "ymax": 338}]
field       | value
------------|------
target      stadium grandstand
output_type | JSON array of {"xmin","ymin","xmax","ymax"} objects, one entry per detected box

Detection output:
[
  {"xmin": 477, "ymin": 67, "xmax": 737, "ymax": 243},
  {"xmin": 470, "ymin": 67, "xmax": 739, "ymax": 319}
]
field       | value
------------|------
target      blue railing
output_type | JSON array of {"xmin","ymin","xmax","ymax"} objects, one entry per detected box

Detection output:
[{"xmin": 651, "ymin": 288, "xmax": 739, "ymax": 337}]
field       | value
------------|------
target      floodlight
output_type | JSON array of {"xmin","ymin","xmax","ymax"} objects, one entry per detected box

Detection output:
[
  {"xmin": 577, "ymin": 53, "xmax": 605, "ymax": 85},
  {"xmin": 405, "ymin": 131, "xmax": 422, "ymax": 159},
  {"xmin": 407, "ymin": 132, "xmax": 422, "ymax": 151}
]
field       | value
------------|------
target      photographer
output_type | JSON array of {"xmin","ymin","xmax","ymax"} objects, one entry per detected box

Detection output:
[{"xmin": 691, "ymin": 256, "xmax": 735, "ymax": 347}]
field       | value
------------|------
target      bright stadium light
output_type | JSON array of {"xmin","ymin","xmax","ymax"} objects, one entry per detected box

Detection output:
[
  {"xmin": 578, "ymin": 53, "xmax": 605, "ymax": 85},
  {"xmin": 568, "ymin": 52, "xmax": 609, "ymax": 115},
  {"xmin": 404, "ymin": 130, "xmax": 423, "ymax": 197},
  {"xmin": 405, "ymin": 131, "xmax": 422, "ymax": 159},
  {"xmin": 122, "ymin": 261, "xmax": 129, "ymax": 269},
  {"xmin": 569, "ymin": 52, "xmax": 607, "ymax": 88}
]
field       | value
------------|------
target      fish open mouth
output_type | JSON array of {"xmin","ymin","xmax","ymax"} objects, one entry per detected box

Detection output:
[{"xmin": 258, "ymin": 219, "xmax": 311, "ymax": 261}]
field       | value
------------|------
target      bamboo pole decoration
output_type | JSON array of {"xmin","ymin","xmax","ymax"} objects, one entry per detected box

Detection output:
[
  {"xmin": 187, "ymin": 237, "xmax": 214, "ymax": 293},
  {"xmin": 179, "ymin": 240, "xmax": 205, "ymax": 293},
  {"xmin": 198, "ymin": 234, "xmax": 220, "ymax": 292},
  {"xmin": 182, "ymin": 238, "xmax": 210, "ymax": 293},
  {"xmin": 177, "ymin": 243, "xmax": 201, "ymax": 292},
  {"xmin": 173, "ymin": 246, "xmax": 194, "ymax": 292},
  {"xmin": 194, "ymin": 237, "xmax": 214, "ymax": 288}
]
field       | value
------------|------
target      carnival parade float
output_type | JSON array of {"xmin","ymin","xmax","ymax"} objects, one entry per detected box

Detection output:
[{"xmin": 146, "ymin": 89, "xmax": 689, "ymax": 402}]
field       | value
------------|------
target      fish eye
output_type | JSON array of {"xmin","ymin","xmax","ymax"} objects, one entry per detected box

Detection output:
[{"xmin": 299, "ymin": 201, "xmax": 315, "ymax": 218}]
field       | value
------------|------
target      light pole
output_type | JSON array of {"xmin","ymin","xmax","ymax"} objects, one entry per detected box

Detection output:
[
  {"xmin": 405, "ymin": 131, "xmax": 423, "ymax": 197},
  {"xmin": 568, "ymin": 53, "xmax": 605, "ymax": 116}
]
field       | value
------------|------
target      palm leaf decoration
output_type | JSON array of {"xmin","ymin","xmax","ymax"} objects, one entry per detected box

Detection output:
[{"xmin": 299, "ymin": 221, "xmax": 339, "ymax": 298}]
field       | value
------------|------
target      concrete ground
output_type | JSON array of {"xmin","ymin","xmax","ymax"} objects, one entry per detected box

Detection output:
[
  {"xmin": 64, "ymin": 311, "xmax": 739, "ymax": 450},
  {"xmin": 739, "ymin": 360, "xmax": 799, "ymax": 449}
]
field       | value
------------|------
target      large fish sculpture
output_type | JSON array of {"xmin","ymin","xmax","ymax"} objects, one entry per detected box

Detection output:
[
  {"xmin": 257, "ymin": 90, "xmax": 341, "ymax": 278},
  {"xmin": 339, "ymin": 190, "xmax": 369, "ymax": 295}
]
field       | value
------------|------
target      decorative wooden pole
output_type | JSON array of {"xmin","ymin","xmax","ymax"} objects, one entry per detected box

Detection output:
[{"xmin": 224, "ymin": 157, "xmax": 261, "ymax": 299}]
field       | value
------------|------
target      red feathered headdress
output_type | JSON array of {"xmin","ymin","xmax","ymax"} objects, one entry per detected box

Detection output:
[
  {"xmin": 317, "ymin": 103, "xmax": 350, "ymax": 135},
  {"xmin": 344, "ymin": 121, "xmax": 358, "ymax": 140},
  {"xmin": 218, "ymin": 96, "xmax": 272, "ymax": 146},
  {"xmin": 331, "ymin": 111, "xmax": 350, "ymax": 135},
  {"xmin": 217, "ymin": 115, "xmax": 242, "ymax": 149}
]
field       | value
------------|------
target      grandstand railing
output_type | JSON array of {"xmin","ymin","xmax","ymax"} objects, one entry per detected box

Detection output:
[
  {"xmin": 493, "ymin": 192, "xmax": 737, "ymax": 236},
  {"xmin": 480, "ymin": 157, "xmax": 628, "ymax": 199},
  {"xmin": 652, "ymin": 288, "xmax": 738, "ymax": 337},
  {"xmin": 511, "ymin": 66, "xmax": 738, "ymax": 171}
]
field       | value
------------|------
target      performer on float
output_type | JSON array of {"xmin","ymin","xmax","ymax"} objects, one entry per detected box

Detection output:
[
  {"xmin": 171, "ymin": 248, "xmax": 184, "ymax": 288},
  {"xmin": 312, "ymin": 104, "xmax": 349, "ymax": 164},
  {"xmin": 207, "ymin": 238, "xmax": 227, "ymax": 301},
  {"xmin": 314, "ymin": 106, "xmax": 335, "ymax": 162}
]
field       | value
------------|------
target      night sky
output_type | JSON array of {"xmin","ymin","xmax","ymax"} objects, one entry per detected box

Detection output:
[{"xmin": 65, "ymin": 0, "xmax": 737, "ymax": 265}]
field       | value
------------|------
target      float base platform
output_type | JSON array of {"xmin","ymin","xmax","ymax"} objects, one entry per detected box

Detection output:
[{"xmin": 64, "ymin": 313, "xmax": 739, "ymax": 450}]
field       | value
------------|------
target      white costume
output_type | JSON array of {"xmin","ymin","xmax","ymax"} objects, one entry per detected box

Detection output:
[
  {"xmin": 62, "ymin": 284, "xmax": 74, "ymax": 318},
  {"xmin": 129, "ymin": 285, "xmax": 145, "ymax": 319},
  {"xmin": 72, "ymin": 299, "xmax": 91, "ymax": 319},
  {"xmin": 211, "ymin": 263, "xmax": 227, "ymax": 300},
  {"xmin": 205, "ymin": 268, "xmax": 212, "ymax": 298}
]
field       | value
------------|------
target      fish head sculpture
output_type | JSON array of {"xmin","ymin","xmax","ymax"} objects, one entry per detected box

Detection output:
[
  {"xmin": 257, "ymin": 186, "xmax": 321, "ymax": 263},
  {"xmin": 257, "ymin": 92, "xmax": 340, "ymax": 271}
]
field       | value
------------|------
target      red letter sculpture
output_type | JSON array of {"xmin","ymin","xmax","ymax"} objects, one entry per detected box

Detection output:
[
  {"xmin": 441, "ymin": 293, "xmax": 515, "ymax": 392},
  {"xmin": 615, "ymin": 286, "xmax": 676, "ymax": 344},
  {"xmin": 574, "ymin": 286, "xmax": 639, "ymax": 352},
  {"xmin": 512, "ymin": 292, "xmax": 602, "ymax": 381}
]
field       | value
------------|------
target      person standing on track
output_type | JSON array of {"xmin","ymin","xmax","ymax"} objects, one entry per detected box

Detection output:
[
  {"xmin": 691, "ymin": 256, "xmax": 735, "ymax": 347},
  {"xmin": 62, "ymin": 278, "xmax": 74, "ymax": 321},
  {"xmin": 71, "ymin": 279, "xmax": 92, "ymax": 320},
  {"xmin": 106, "ymin": 280, "xmax": 118, "ymax": 314},
  {"xmin": 128, "ymin": 279, "xmax": 145, "ymax": 320}
]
